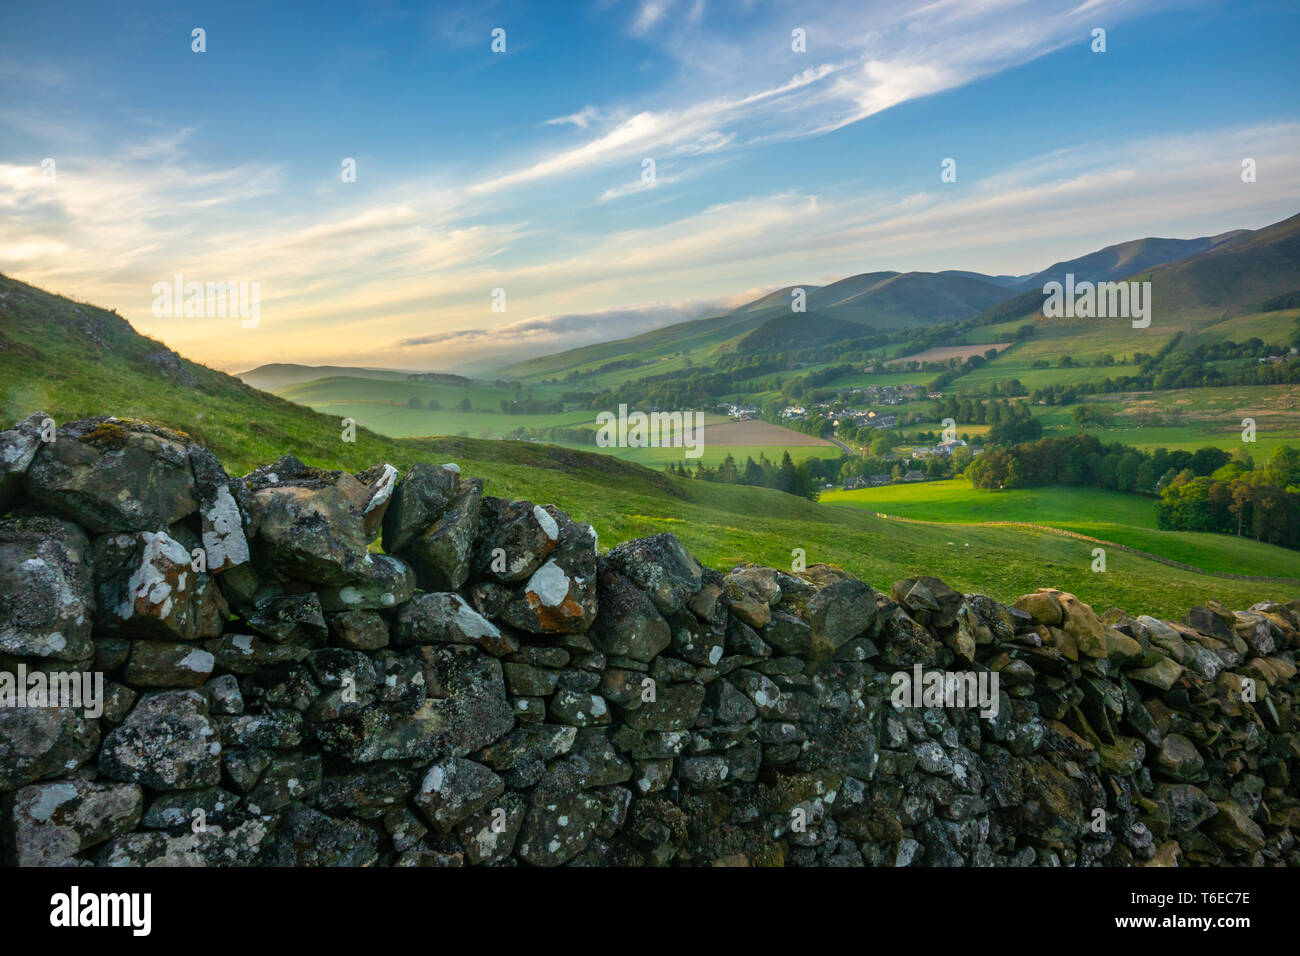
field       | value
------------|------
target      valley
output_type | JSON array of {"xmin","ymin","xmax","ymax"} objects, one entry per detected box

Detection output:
[{"xmin": 4, "ymin": 212, "xmax": 1299, "ymax": 619}]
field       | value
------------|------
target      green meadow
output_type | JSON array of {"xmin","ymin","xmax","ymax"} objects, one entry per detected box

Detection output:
[
  {"xmin": 4, "ymin": 272, "xmax": 1298, "ymax": 619},
  {"xmin": 823, "ymin": 479, "xmax": 1300, "ymax": 580}
]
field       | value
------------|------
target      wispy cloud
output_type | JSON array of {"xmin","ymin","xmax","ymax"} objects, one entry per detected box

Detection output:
[{"xmin": 0, "ymin": 0, "xmax": 1288, "ymax": 375}]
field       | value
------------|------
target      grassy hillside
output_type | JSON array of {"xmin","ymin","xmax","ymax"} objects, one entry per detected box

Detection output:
[
  {"xmin": 495, "ymin": 217, "xmax": 1295, "ymax": 388},
  {"xmin": 237, "ymin": 364, "xmax": 418, "ymax": 389},
  {"xmin": 498, "ymin": 271, "xmax": 1017, "ymax": 383},
  {"xmin": 270, "ymin": 380, "xmax": 839, "ymax": 467},
  {"xmin": 3, "ymin": 272, "xmax": 1296, "ymax": 616},
  {"xmin": 823, "ymin": 480, "xmax": 1300, "ymax": 580},
  {"xmin": 1018, "ymin": 229, "xmax": 1249, "ymax": 292},
  {"xmin": 1031, "ymin": 385, "xmax": 1300, "ymax": 456}
]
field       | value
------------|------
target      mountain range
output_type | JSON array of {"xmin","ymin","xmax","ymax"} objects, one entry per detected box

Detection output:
[{"xmin": 496, "ymin": 213, "xmax": 1300, "ymax": 379}]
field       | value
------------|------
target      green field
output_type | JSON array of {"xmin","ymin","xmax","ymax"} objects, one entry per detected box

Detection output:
[
  {"xmin": 271, "ymin": 377, "xmax": 840, "ymax": 467},
  {"xmin": 4, "ymin": 272, "xmax": 1299, "ymax": 619},
  {"xmin": 823, "ymin": 479, "xmax": 1300, "ymax": 580},
  {"xmin": 1033, "ymin": 385, "xmax": 1299, "ymax": 455}
]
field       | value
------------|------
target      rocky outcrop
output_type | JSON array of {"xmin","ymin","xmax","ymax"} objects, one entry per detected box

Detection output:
[{"xmin": 0, "ymin": 414, "xmax": 1297, "ymax": 867}]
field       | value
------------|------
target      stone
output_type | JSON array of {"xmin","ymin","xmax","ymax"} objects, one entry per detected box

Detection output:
[
  {"xmin": 239, "ymin": 455, "xmax": 374, "ymax": 586},
  {"xmin": 317, "ymin": 554, "xmax": 414, "ymax": 612},
  {"xmin": 141, "ymin": 787, "xmax": 243, "ymax": 830},
  {"xmin": 316, "ymin": 766, "xmax": 417, "ymax": 819},
  {"xmin": 188, "ymin": 444, "xmax": 250, "ymax": 573},
  {"xmin": 1184, "ymin": 605, "xmax": 1234, "ymax": 642},
  {"xmin": 381, "ymin": 463, "xmax": 457, "ymax": 554},
  {"xmin": 1014, "ymin": 590, "xmax": 1063, "ymax": 626},
  {"xmin": 548, "ymin": 689, "xmax": 610, "ymax": 726},
  {"xmin": 97, "ymin": 818, "xmax": 272, "ymax": 866},
  {"xmin": 0, "ymin": 516, "xmax": 95, "ymax": 661},
  {"xmin": 393, "ymin": 592, "xmax": 503, "ymax": 647},
  {"xmin": 8, "ymin": 780, "xmax": 143, "ymax": 865},
  {"xmin": 623, "ymin": 682, "xmax": 705, "ymax": 731},
  {"xmin": 723, "ymin": 564, "xmax": 780, "ymax": 628},
  {"xmin": 1127, "ymin": 656, "xmax": 1184, "ymax": 691},
  {"xmin": 244, "ymin": 593, "xmax": 328, "ymax": 647},
  {"xmin": 516, "ymin": 763, "xmax": 603, "ymax": 866},
  {"xmin": 99, "ymin": 691, "xmax": 221, "ymax": 790},
  {"xmin": 503, "ymin": 662, "xmax": 560, "ymax": 697},
  {"xmin": 413, "ymin": 757, "xmax": 505, "ymax": 833},
  {"xmin": 124, "ymin": 640, "xmax": 215, "ymax": 688},
  {"xmin": 23, "ymin": 417, "xmax": 198, "ymax": 532},
  {"xmin": 607, "ymin": 533, "xmax": 703, "ymax": 616},
  {"xmin": 246, "ymin": 753, "xmax": 323, "ymax": 813},
  {"xmin": 93, "ymin": 530, "xmax": 228, "ymax": 641},
  {"xmin": 793, "ymin": 565, "xmax": 877, "ymax": 650},
  {"xmin": 395, "ymin": 477, "xmax": 482, "ymax": 591},
  {"xmin": 203, "ymin": 633, "xmax": 309, "ymax": 675},
  {"xmin": 455, "ymin": 792, "xmax": 527, "ymax": 865},
  {"xmin": 356, "ymin": 462, "xmax": 399, "ymax": 540},
  {"xmin": 591, "ymin": 563, "xmax": 671, "ymax": 662},
  {"xmin": 0, "ymin": 411, "xmax": 48, "ymax": 512},
  {"xmin": 327, "ymin": 610, "xmax": 390, "ymax": 651},
  {"xmin": 0, "ymin": 706, "xmax": 100, "ymax": 792},
  {"xmin": 1204, "ymin": 800, "xmax": 1265, "ymax": 852},
  {"xmin": 260, "ymin": 804, "xmax": 379, "ymax": 867},
  {"xmin": 473, "ymin": 497, "xmax": 559, "ymax": 583},
  {"xmin": 1155, "ymin": 734, "xmax": 1205, "ymax": 782}
]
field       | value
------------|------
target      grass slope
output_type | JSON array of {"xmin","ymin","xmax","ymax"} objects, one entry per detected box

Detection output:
[
  {"xmin": 823, "ymin": 480, "xmax": 1300, "ymax": 580},
  {"xmin": 2, "ymin": 272, "xmax": 1296, "ymax": 617}
]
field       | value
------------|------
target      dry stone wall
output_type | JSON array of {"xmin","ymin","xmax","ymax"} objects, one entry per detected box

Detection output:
[{"xmin": 1, "ymin": 414, "xmax": 1297, "ymax": 867}]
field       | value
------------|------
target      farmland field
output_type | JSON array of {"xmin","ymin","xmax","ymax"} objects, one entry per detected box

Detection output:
[
  {"xmin": 269, "ymin": 375, "xmax": 838, "ymax": 466},
  {"xmin": 888, "ymin": 342, "xmax": 1012, "ymax": 365},
  {"xmin": 822, "ymin": 479, "xmax": 1300, "ymax": 579},
  {"xmin": 1034, "ymin": 385, "xmax": 1300, "ymax": 454}
]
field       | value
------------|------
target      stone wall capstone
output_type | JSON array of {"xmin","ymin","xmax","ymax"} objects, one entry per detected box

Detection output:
[{"xmin": 1, "ymin": 414, "xmax": 1297, "ymax": 867}]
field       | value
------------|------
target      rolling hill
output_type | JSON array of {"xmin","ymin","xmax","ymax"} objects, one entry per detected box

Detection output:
[
  {"xmin": 499, "ymin": 215, "xmax": 1296, "ymax": 383},
  {"xmin": 2, "ymin": 270, "xmax": 1296, "ymax": 616},
  {"xmin": 979, "ymin": 212, "xmax": 1300, "ymax": 329},
  {"xmin": 238, "ymin": 363, "xmax": 425, "ymax": 389},
  {"xmin": 497, "ymin": 270, "xmax": 1018, "ymax": 379},
  {"xmin": 1015, "ymin": 229, "xmax": 1251, "ymax": 292}
]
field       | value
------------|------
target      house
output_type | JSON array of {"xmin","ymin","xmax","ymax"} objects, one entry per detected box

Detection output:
[
  {"xmin": 903, "ymin": 469, "xmax": 927, "ymax": 482},
  {"xmin": 842, "ymin": 476, "xmax": 868, "ymax": 491},
  {"xmin": 933, "ymin": 439, "xmax": 968, "ymax": 457},
  {"xmin": 869, "ymin": 474, "xmax": 892, "ymax": 486}
]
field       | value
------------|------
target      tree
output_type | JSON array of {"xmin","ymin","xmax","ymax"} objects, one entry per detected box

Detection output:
[
  {"xmin": 407, "ymin": 396, "xmax": 423, "ymax": 409},
  {"xmin": 776, "ymin": 452, "xmax": 797, "ymax": 495},
  {"xmin": 1227, "ymin": 480, "xmax": 1249, "ymax": 535},
  {"xmin": 1190, "ymin": 446, "xmax": 1230, "ymax": 477},
  {"xmin": 1265, "ymin": 445, "xmax": 1300, "ymax": 491},
  {"xmin": 719, "ymin": 454, "xmax": 738, "ymax": 484}
]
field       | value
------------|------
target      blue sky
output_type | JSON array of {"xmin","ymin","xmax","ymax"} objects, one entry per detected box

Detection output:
[{"xmin": 1, "ymin": 0, "xmax": 1297, "ymax": 371}]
